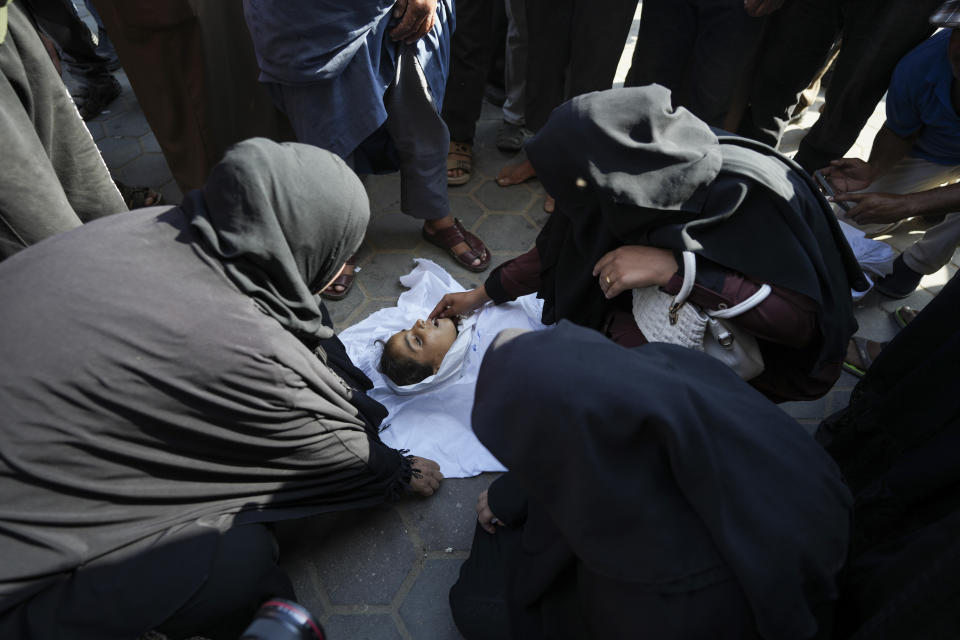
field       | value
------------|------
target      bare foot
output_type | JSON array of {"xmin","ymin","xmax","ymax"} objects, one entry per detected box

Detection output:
[
  {"xmin": 496, "ymin": 158, "xmax": 536, "ymax": 186},
  {"xmin": 424, "ymin": 216, "xmax": 483, "ymax": 269},
  {"xmin": 543, "ymin": 195, "xmax": 555, "ymax": 213},
  {"xmin": 844, "ymin": 338, "xmax": 885, "ymax": 372}
]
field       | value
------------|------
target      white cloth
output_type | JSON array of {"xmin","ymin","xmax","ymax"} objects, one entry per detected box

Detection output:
[
  {"xmin": 836, "ymin": 219, "xmax": 895, "ymax": 300},
  {"xmin": 340, "ymin": 259, "xmax": 548, "ymax": 477}
]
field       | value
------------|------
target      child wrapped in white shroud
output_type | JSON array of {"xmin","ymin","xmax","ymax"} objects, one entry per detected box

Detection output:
[{"xmin": 339, "ymin": 259, "xmax": 548, "ymax": 477}]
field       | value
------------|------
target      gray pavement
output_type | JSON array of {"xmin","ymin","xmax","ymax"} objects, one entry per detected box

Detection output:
[{"xmin": 83, "ymin": 61, "xmax": 957, "ymax": 640}]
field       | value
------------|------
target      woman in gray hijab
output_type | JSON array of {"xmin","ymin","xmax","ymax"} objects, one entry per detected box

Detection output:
[{"xmin": 0, "ymin": 138, "xmax": 442, "ymax": 639}]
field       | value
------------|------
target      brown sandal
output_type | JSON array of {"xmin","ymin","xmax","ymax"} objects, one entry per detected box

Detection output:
[
  {"xmin": 321, "ymin": 254, "xmax": 357, "ymax": 301},
  {"xmin": 447, "ymin": 141, "xmax": 472, "ymax": 186},
  {"xmin": 422, "ymin": 218, "xmax": 490, "ymax": 272}
]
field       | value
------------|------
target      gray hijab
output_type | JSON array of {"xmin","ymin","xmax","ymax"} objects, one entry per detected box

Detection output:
[{"xmin": 185, "ymin": 138, "xmax": 368, "ymax": 343}]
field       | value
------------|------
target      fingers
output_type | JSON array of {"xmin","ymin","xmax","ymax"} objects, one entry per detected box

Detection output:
[
  {"xmin": 389, "ymin": 0, "xmax": 435, "ymax": 42},
  {"xmin": 392, "ymin": 0, "xmax": 407, "ymax": 18},
  {"xmin": 428, "ymin": 295, "xmax": 453, "ymax": 319}
]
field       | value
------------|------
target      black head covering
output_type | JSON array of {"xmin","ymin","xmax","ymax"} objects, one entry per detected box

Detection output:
[
  {"xmin": 184, "ymin": 138, "xmax": 368, "ymax": 345},
  {"xmin": 527, "ymin": 86, "xmax": 864, "ymax": 370},
  {"xmin": 473, "ymin": 322, "xmax": 852, "ymax": 640}
]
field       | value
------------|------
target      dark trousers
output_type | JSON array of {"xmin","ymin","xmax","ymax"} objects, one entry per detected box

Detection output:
[
  {"xmin": 158, "ymin": 525, "xmax": 295, "ymax": 640},
  {"xmin": 624, "ymin": 0, "xmax": 765, "ymax": 127},
  {"xmin": 523, "ymin": 0, "xmax": 636, "ymax": 132},
  {"xmin": 22, "ymin": 0, "xmax": 112, "ymax": 81},
  {"xmin": 441, "ymin": 0, "xmax": 507, "ymax": 143},
  {"xmin": 737, "ymin": 0, "xmax": 940, "ymax": 172}
]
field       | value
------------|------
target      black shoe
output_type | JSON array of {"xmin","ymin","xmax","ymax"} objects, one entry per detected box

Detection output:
[
  {"xmin": 874, "ymin": 255, "xmax": 923, "ymax": 299},
  {"xmin": 71, "ymin": 75, "xmax": 121, "ymax": 121}
]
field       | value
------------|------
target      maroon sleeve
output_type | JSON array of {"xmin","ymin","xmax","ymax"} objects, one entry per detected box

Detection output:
[
  {"xmin": 484, "ymin": 246, "xmax": 542, "ymax": 304},
  {"xmin": 662, "ymin": 271, "xmax": 819, "ymax": 349}
]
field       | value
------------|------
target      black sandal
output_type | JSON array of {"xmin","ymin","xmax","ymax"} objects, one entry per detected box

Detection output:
[{"xmin": 71, "ymin": 76, "xmax": 121, "ymax": 121}]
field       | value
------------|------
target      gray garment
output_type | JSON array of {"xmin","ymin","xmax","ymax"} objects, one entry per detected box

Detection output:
[
  {"xmin": 0, "ymin": 2, "xmax": 125, "ymax": 260},
  {"xmin": 502, "ymin": 0, "xmax": 527, "ymax": 126},
  {"xmin": 0, "ymin": 208, "xmax": 406, "ymax": 638},
  {"xmin": 271, "ymin": 44, "xmax": 449, "ymax": 220}
]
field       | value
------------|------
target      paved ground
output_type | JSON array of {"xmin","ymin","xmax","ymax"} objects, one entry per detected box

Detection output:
[{"xmin": 69, "ymin": 6, "xmax": 959, "ymax": 639}]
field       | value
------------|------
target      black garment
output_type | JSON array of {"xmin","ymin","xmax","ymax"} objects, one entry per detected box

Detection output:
[
  {"xmin": 0, "ymin": 142, "xmax": 407, "ymax": 639},
  {"xmin": 441, "ymin": 0, "xmax": 505, "ymax": 143},
  {"xmin": 736, "ymin": 0, "xmax": 940, "ymax": 172},
  {"xmin": 451, "ymin": 323, "xmax": 852, "ymax": 639},
  {"xmin": 527, "ymin": 87, "xmax": 864, "ymax": 377},
  {"xmin": 22, "ymin": 0, "xmax": 113, "ymax": 81},
  {"xmin": 523, "ymin": 0, "xmax": 635, "ymax": 132},
  {"xmin": 624, "ymin": 0, "xmax": 765, "ymax": 127},
  {"xmin": 817, "ymin": 273, "xmax": 960, "ymax": 639}
]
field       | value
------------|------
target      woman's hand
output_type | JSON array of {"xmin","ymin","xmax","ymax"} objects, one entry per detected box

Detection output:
[
  {"xmin": 390, "ymin": 0, "xmax": 437, "ymax": 44},
  {"xmin": 476, "ymin": 489, "xmax": 504, "ymax": 534},
  {"xmin": 593, "ymin": 246, "xmax": 678, "ymax": 299},
  {"xmin": 819, "ymin": 158, "xmax": 876, "ymax": 194},
  {"xmin": 408, "ymin": 456, "xmax": 443, "ymax": 496},
  {"xmin": 429, "ymin": 286, "xmax": 491, "ymax": 320}
]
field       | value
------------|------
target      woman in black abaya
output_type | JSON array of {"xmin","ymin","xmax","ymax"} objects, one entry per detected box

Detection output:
[
  {"xmin": 0, "ymin": 139, "xmax": 442, "ymax": 639},
  {"xmin": 449, "ymin": 322, "xmax": 852, "ymax": 639}
]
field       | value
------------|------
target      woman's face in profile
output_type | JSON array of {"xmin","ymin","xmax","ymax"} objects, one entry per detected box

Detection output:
[{"xmin": 386, "ymin": 317, "xmax": 458, "ymax": 372}]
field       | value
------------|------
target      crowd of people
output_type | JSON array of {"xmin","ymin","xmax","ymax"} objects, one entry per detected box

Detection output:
[{"xmin": 0, "ymin": 0, "xmax": 958, "ymax": 638}]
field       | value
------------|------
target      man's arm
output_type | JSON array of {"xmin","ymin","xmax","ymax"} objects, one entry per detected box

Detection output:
[
  {"xmin": 838, "ymin": 182, "xmax": 960, "ymax": 226},
  {"xmin": 819, "ymin": 123, "xmax": 920, "ymax": 193}
]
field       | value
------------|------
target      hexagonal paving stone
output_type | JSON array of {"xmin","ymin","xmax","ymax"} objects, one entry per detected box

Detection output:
[
  {"xmin": 103, "ymin": 109, "xmax": 151, "ymax": 138},
  {"xmin": 85, "ymin": 121, "xmax": 105, "ymax": 142},
  {"xmin": 140, "ymin": 132, "xmax": 161, "ymax": 154},
  {"xmin": 448, "ymin": 194, "xmax": 485, "ymax": 228},
  {"xmin": 366, "ymin": 213, "xmax": 423, "ymax": 251},
  {"xmin": 366, "ymin": 173, "xmax": 402, "ymax": 214},
  {"xmin": 323, "ymin": 280, "xmax": 369, "ymax": 327},
  {"xmin": 97, "ymin": 136, "xmax": 141, "ymax": 169},
  {"xmin": 398, "ymin": 559, "xmax": 463, "ymax": 640},
  {"xmin": 473, "ymin": 213, "xmax": 539, "ymax": 255},
  {"xmin": 312, "ymin": 508, "xmax": 417, "ymax": 606},
  {"xmin": 355, "ymin": 253, "xmax": 420, "ymax": 299},
  {"xmin": 473, "ymin": 181, "xmax": 535, "ymax": 213},
  {"xmin": 397, "ymin": 474, "xmax": 497, "ymax": 552},
  {"xmin": 322, "ymin": 614, "xmax": 402, "ymax": 640},
  {"xmin": 115, "ymin": 153, "xmax": 174, "ymax": 188}
]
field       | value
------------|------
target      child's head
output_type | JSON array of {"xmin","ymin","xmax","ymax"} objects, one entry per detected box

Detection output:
[{"xmin": 379, "ymin": 317, "xmax": 459, "ymax": 386}]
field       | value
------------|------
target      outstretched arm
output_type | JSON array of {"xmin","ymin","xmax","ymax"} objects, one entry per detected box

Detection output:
[{"xmin": 819, "ymin": 124, "xmax": 919, "ymax": 192}]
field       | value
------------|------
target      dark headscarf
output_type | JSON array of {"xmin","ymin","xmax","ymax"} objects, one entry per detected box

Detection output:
[
  {"xmin": 528, "ymin": 86, "xmax": 864, "ymax": 370},
  {"xmin": 473, "ymin": 322, "xmax": 852, "ymax": 640},
  {"xmin": 184, "ymin": 138, "xmax": 368, "ymax": 345}
]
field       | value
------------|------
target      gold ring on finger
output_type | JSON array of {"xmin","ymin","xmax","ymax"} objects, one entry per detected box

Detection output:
[{"xmin": 604, "ymin": 275, "xmax": 612, "ymax": 285}]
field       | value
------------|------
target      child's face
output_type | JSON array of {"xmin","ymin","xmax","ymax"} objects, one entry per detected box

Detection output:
[{"xmin": 386, "ymin": 317, "xmax": 458, "ymax": 373}]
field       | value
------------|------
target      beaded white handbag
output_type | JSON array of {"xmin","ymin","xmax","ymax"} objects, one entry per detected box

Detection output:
[{"xmin": 632, "ymin": 251, "xmax": 768, "ymax": 380}]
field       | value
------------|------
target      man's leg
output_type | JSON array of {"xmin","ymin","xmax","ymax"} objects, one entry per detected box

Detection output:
[
  {"xmin": 385, "ymin": 45, "xmax": 490, "ymax": 270},
  {"xmin": 792, "ymin": 0, "xmax": 940, "ymax": 172},
  {"xmin": 501, "ymin": 0, "xmax": 527, "ymax": 129},
  {"xmin": 441, "ymin": 0, "xmax": 494, "ymax": 145},
  {"xmin": 736, "ymin": 0, "xmax": 839, "ymax": 148},
  {"xmin": 523, "ymin": 0, "xmax": 572, "ymax": 132},
  {"xmin": 624, "ymin": 0, "xmax": 697, "ymax": 105},
  {"xmin": 685, "ymin": 0, "xmax": 765, "ymax": 127},
  {"xmin": 567, "ymin": 0, "xmax": 635, "ymax": 98}
]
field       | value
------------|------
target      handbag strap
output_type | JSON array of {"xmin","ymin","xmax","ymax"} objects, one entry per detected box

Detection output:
[{"xmin": 669, "ymin": 251, "xmax": 771, "ymax": 324}]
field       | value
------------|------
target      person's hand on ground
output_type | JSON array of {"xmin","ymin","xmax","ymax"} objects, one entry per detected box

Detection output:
[
  {"xmin": 833, "ymin": 191, "xmax": 915, "ymax": 226},
  {"xmin": 408, "ymin": 456, "xmax": 443, "ymax": 496},
  {"xmin": 744, "ymin": 0, "xmax": 784, "ymax": 17},
  {"xmin": 819, "ymin": 158, "xmax": 875, "ymax": 193},
  {"xmin": 390, "ymin": 0, "xmax": 437, "ymax": 44},
  {"xmin": 429, "ymin": 287, "xmax": 491, "ymax": 319},
  {"xmin": 476, "ymin": 489, "xmax": 504, "ymax": 534},
  {"xmin": 593, "ymin": 246, "xmax": 678, "ymax": 299}
]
